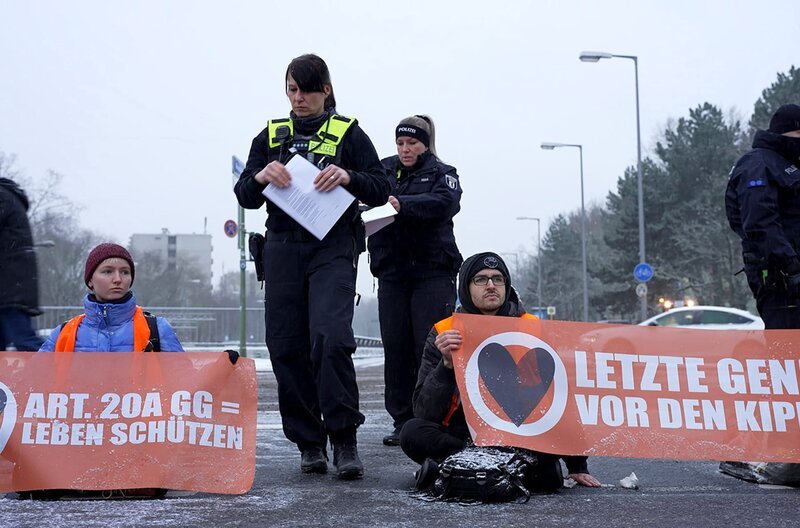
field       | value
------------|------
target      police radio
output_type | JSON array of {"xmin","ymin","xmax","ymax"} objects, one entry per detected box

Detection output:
[{"xmin": 275, "ymin": 125, "xmax": 291, "ymax": 162}]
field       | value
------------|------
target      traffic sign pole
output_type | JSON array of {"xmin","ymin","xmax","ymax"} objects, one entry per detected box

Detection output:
[
  {"xmin": 633, "ymin": 262, "xmax": 653, "ymax": 322},
  {"xmin": 233, "ymin": 156, "xmax": 247, "ymax": 358}
]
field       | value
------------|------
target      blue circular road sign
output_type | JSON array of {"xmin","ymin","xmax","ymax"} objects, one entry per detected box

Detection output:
[{"xmin": 633, "ymin": 262, "xmax": 654, "ymax": 283}]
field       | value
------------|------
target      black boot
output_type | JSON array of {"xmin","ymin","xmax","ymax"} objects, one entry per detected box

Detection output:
[
  {"xmin": 300, "ymin": 446, "xmax": 328, "ymax": 474},
  {"xmin": 382, "ymin": 426, "xmax": 402, "ymax": 447},
  {"xmin": 331, "ymin": 430, "xmax": 364, "ymax": 480},
  {"xmin": 415, "ymin": 458, "xmax": 439, "ymax": 490}
]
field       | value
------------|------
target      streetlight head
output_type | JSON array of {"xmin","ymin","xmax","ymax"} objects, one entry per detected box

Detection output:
[
  {"xmin": 540, "ymin": 142, "xmax": 560, "ymax": 150},
  {"xmin": 579, "ymin": 51, "xmax": 613, "ymax": 62}
]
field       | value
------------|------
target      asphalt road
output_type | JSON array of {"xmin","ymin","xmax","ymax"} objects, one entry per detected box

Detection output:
[{"xmin": 1, "ymin": 361, "xmax": 798, "ymax": 528}]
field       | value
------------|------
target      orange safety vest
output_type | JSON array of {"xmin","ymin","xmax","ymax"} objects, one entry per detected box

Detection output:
[
  {"xmin": 433, "ymin": 312, "xmax": 539, "ymax": 426},
  {"xmin": 54, "ymin": 306, "xmax": 153, "ymax": 352}
]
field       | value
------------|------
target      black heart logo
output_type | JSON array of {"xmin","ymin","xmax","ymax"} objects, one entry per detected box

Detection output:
[{"xmin": 477, "ymin": 343, "xmax": 555, "ymax": 427}]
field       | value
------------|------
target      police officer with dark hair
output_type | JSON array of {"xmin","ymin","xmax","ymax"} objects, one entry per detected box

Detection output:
[
  {"xmin": 234, "ymin": 54, "xmax": 393, "ymax": 480},
  {"xmin": 726, "ymin": 103, "xmax": 800, "ymax": 328},
  {"xmin": 368, "ymin": 115, "xmax": 462, "ymax": 446}
]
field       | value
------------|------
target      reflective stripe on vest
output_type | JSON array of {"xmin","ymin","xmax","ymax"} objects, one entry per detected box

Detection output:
[
  {"xmin": 267, "ymin": 114, "xmax": 356, "ymax": 158},
  {"xmin": 54, "ymin": 306, "xmax": 152, "ymax": 352}
]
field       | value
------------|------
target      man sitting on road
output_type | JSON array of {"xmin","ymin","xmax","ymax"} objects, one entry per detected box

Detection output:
[{"xmin": 399, "ymin": 251, "xmax": 601, "ymax": 489}]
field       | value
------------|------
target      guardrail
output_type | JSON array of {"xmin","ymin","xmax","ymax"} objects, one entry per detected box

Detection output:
[{"xmin": 36, "ymin": 306, "xmax": 382, "ymax": 349}]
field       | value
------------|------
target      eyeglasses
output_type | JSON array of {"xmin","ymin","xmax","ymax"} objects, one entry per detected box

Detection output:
[{"xmin": 472, "ymin": 274, "xmax": 506, "ymax": 286}]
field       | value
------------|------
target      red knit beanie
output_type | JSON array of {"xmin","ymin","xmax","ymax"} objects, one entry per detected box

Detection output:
[{"xmin": 84, "ymin": 243, "xmax": 135, "ymax": 287}]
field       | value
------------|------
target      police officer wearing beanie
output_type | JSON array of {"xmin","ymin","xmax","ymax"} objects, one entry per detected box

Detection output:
[
  {"xmin": 726, "ymin": 103, "xmax": 800, "ymax": 328},
  {"xmin": 368, "ymin": 115, "xmax": 462, "ymax": 447},
  {"xmin": 399, "ymin": 252, "xmax": 600, "ymax": 490},
  {"xmin": 234, "ymin": 54, "xmax": 393, "ymax": 480}
]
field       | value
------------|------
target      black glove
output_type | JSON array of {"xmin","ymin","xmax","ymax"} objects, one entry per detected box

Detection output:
[
  {"xmin": 224, "ymin": 349, "xmax": 240, "ymax": 365},
  {"xmin": 786, "ymin": 273, "xmax": 800, "ymax": 297},
  {"xmin": 784, "ymin": 258, "xmax": 800, "ymax": 297}
]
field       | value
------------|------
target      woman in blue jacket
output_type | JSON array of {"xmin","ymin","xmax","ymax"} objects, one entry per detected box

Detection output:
[
  {"xmin": 367, "ymin": 115, "xmax": 463, "ymax": 446},
  {"xmin": 39, "ymin": 243, "xmax": 183, "ymax": 352}
]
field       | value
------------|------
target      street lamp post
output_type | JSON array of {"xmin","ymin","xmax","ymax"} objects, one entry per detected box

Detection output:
[
  {"xmin": 516, "ymin": 217, "xmax": 543, "ymax": 313},
  {"xmin": 539, "ymin": 143, "xmax": 589, "ymax": 322},
  {"xmin": 580, "ymin": 50, "xmax": 646, "ymax": 321}
]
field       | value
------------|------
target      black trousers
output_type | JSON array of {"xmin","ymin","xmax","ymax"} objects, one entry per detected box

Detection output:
[
  {"xmin": 399, "ymin": 418, "xmax": 467, "ymax": 464},
  {"xmin": 378, "ymin": 276, "xmax": 455, "ymax": 428},
  {"xmin": 0, "ymin": 308, "xmax": 43, "ymax": 351},
  {"xmin": 264, "ymin": 233, "xmax": 364, "ymax": 451},
  {"xmin": 745, "ymin": 268, "xmax": 800, "ymax": 329}
]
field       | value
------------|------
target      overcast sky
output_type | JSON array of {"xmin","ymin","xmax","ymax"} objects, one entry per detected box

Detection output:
[{"xmin": 2, "ymin": 1, "xmax": 798, "ymax": 297}]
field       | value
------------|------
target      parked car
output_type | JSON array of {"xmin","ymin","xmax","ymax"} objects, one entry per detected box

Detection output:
[{"xmin": 638, "ymin": 306, "xmax": 764, "ymax": 330}]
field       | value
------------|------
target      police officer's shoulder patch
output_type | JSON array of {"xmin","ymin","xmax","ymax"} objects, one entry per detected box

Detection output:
[
  {"xmin": 483, "ymin": 256, "xmax": 499, "ymax": 268},
  {"xmin": 445, "ymin": 175, "xmax": 458, "ymax": 190}
]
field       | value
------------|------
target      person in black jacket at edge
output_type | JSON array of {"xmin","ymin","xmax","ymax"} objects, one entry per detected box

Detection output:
[
  {"xmin": 0, "ymin": 177, "xmax": 43, "ymax": 352},
  {"xmin": 726, "ymin": 103, "xmax": 800, "ymax": 329},
  {"xmin": 400, "ymin": 252, "xmax": 601, "ymax": 490},
  {"xmin": 234, "ymin": 54, "xmax": 393, "ymax": 480},
  {"xmin": 367, "ymin": 115, "xmax": 462, "ymax": 447}
]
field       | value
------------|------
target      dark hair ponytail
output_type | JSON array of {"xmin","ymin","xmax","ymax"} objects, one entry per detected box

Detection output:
[{"xmin": 285, "ymin": 54, "xmax": 336, "ymax": 112}]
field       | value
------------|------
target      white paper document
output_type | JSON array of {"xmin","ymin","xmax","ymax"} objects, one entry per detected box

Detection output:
[
  {"xmin": 361, "ymin": 202, "xmax": 398, "ymax": 236},
  {"xmin": 262, "ymin": 155, "xmax": 356, "ymax": 240}
]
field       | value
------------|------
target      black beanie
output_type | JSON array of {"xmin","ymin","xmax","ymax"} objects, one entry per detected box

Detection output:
[
  {"xmin": 769, "ymin": 104, "xmax": 800, "ymax": 135},
  {"xmin": 458, "ymin": 252, "xmax": 511, "ymax": 314},
  {"xmin": 395, "ymin": 124, "xmax": 430, "ymax": 147}
]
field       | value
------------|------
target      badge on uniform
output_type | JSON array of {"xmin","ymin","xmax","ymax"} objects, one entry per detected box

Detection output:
[{"xmin": 445, "ymin": 175, "xmax": 458, "ymax": 190}]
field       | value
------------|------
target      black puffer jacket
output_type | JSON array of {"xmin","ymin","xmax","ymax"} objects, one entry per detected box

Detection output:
[
  {"xmin": 368, "ymin": 151, "xmax": 462, "ymax": 279},
  {"xmin": 0, "ymin": 178, "xmax": 41, "ymax": 314}
]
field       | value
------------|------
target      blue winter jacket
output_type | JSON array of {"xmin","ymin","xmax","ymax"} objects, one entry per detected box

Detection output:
[{"xmin": 39, "ymin": 293, "xmax": 184, "ymax": 352}]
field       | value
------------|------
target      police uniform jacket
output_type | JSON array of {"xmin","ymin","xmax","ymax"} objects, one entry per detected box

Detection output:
[
  {"xmin": 726, "ymin": 130, "xmax": 800, "ymax": 272},
  {"xmin": 368, "ymin": 151, "xmax": 462, "ymax": 279},
  {"xmin": 235, "ymin": 112, "xmax": 392, "ymax": 235},
  {"xmin": 0, "ymin": 178, "xmax": 40, "ymax": 315}
]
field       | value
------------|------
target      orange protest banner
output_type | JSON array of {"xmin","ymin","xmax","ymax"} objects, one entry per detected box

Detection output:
[
  {"xmin": 451, "ymin": 314, "xmax": 800, "ymax": 463},
  {"xmin": 0, "ymin": 352, "xmax": 257, "ymax": 494}
]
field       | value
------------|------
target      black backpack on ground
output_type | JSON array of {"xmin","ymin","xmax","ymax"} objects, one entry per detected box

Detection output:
[{"xmin": 432, "ymin": 446, "xmax": 563, "ymax": 503}]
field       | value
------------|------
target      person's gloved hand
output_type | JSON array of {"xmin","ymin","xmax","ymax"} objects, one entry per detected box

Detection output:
[
  {"xmin": 224, "ymin": 349, "xmax": 240, "ymax": 365},
  {"xmin": 785, "ymin": 258, "xmax": 800, "ymax": 297},
  {"xmin": 787, "ymin": 273, "xmax": 800, "ymax": 297}
]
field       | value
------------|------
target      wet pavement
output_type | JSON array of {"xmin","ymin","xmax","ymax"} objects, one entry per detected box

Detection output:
[{"xmin": 1, "ymin": 360, "xmax": 798, "ymax": 527}]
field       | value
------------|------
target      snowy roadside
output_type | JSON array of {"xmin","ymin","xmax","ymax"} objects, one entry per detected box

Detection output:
[{"xmin": 182, "ymin": 346, "xmax": 385, "ymax": 372}]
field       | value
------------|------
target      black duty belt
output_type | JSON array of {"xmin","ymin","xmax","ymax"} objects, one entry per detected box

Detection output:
[{"xmin": 266, "ymin": 225, "xmax": 352, "ymax": 242}]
